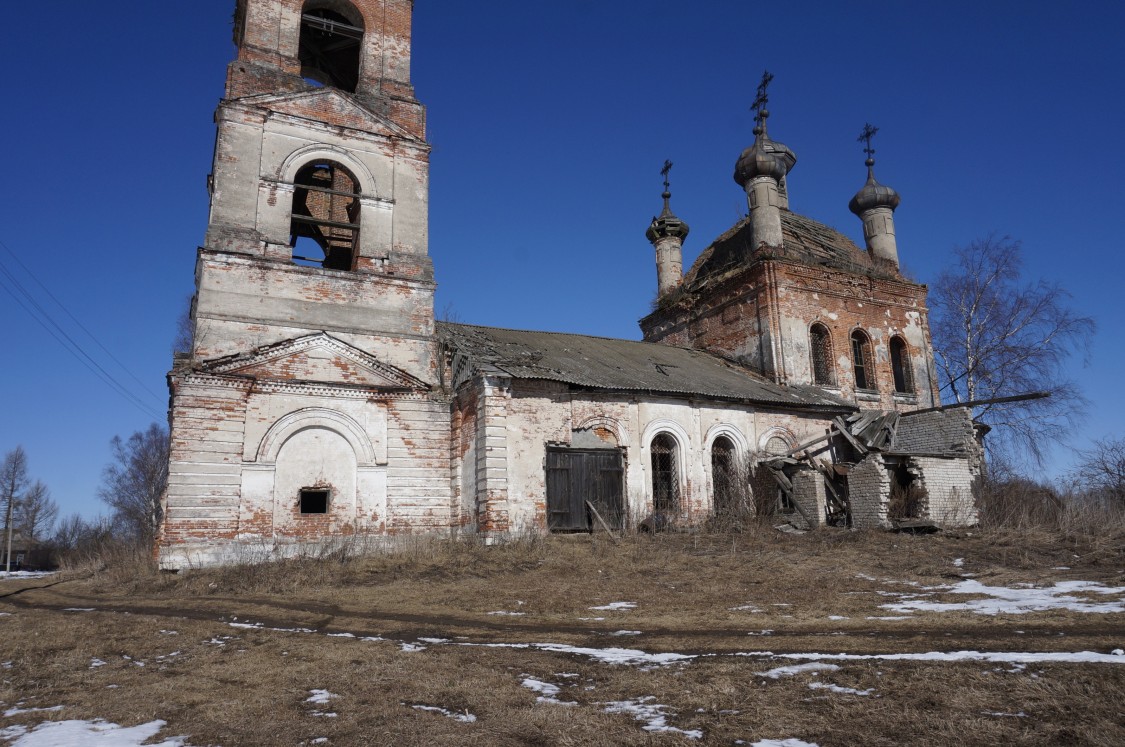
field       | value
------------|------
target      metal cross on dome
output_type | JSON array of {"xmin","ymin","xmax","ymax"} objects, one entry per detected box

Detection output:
[
  {"xmin": 661, "ymin": 159, "xmax": 673, "ymax": 191},
  {"xmin": 751, "ymin": 70, "xmax": 774, "ymax": 126},
  {"xmin": 858, "ymin": 122, "xmax": 880, "ymax": 160}
]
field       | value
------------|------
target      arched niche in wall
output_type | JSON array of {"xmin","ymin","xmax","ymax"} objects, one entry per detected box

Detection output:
[{"xmin": 299, "ymin": 1, "xmax": 366, "ymax": 92}]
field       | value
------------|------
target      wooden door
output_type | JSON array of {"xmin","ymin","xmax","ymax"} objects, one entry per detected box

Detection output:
[{"xmin": 546, "ymin": 448, "xmax": 624, "ymax": 532}]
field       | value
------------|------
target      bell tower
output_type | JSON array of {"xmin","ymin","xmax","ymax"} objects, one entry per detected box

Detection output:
[
  {"xmin": 195, "ymin": 0, "xmax": 433, "ymax": 374},
  {"xmin": 161, "ymin": 0, "xmax": 448, "ymax": 569}
]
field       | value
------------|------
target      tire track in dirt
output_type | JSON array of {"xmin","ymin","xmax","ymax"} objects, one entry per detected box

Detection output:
[{"xmin": 4, "ymin": 586, "xmax": 1121, "ymax": 657}]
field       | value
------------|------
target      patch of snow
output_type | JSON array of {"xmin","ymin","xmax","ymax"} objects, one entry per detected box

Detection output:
[
  {"xmin": 1112, "ymin": 649, "xmax": 1124, "ymax": 656},
  {"xmin": 808, "ymin": 682, "xmax": 875, "ymax": 696},
  {"xmin": 880, "ymin": 580, "xmax": 1125, "ymax": 615},
  {"xmin": 747, "ymin": 630, "xmax": 774, "ymax": 636},
  {"xmin": 3, "ymin": 705, "xmax": 65, "ymax": 718},
  {"xmin": 578, "ymin": 617, "xmax": 605, "ymax": 621},
  {"xmin": 602, "ymin": 697, "xmax": 702, "ymax": 740},
  {"xmin": 521, "ymin": 677, "xmax": 576, "ymax": 705},
  {"xmin": 399, "ymin": 643, "xmax": 425, "ymax": 652},
  {"xmin": 755, "ymin": 663, "xmax": 840, "ymax": 679},
  {"xmin": 327, "ymin": 632, "xmax": 355, "ymax": 638},
  {"xmin": 610, "ymin": 630, "xmax": 641, "ymax": 636},
  {"xmin": 1052, "ymin": 567, "xmax": 1071, "ymax": 571},
  {"xmin": 827, "ymin": 616, "xmax": 848, "ymax": 621},
  {"xmin": 730, "ymin": 604, "xmax": 761, "ymax": 612},
  {"xmin": 0, "ymin": 726, "xmax": 28, "ymax": 740},
  {"xmin": 90, "ymin": 658, "xmax": 107, "ymax": 669},
  {"xmin": 740, "ymin": 650, "xmax": 1125, "ymax": 665},
  {"xmin": 0, "ymin": 571, "xmax": 54, "ymax": 579},
  {"xmin": 159, "ymin": 630, "xmax": 178, "ymax": 636},
  {"xmin": 418, "ymin": 637, "xmax": 450, "ymax": 644},
  {"xmin": 229, "ymin": 622, "xmax": 315, "ymax": 634},
  {"xmin": 311, "ymin": 712, "xmax": 337, "ymax": 718},
  {"xmin": 0, "ymin": 718, "xmax": 194, "ymax": 746},
  {"xmin": 306, "ymin": 690, "xmax": 337, "ymax": 705},
  {"xmin": 866, "ymin": 616, "xmax": 913, "ymax": 621},
  {"xmin": 531, "ymin": 642, "xmax": 694, "ymax": 667},
  {"xmin": 62, "ymin": 608, "xmax": 95, "ymax": 612},
  {"xmin": 487, "ymin": 611, "xmax": 526, "ymax": 616},
  {"xmin": 953, "ymin": 558, "xmax": 964, "ymax": 567},
  {"xmin": 750, "ymin": 740, "xmax": 820, "ymax": 747},
  {"xmin": 409, "ymin": 704, "xmax": 476, "ymax": 723},
  {"xmin": 589, "ymin": 602, "xmax": 636, "ymax": 611},
  {"xmin": 983, "ymin": 711, "xmax": 1027, "ymax": 718}
]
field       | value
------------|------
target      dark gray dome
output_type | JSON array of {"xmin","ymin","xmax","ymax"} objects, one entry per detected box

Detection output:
[
  {"xmin": 849, "ymin": 161, "xmax": 900, "ymax": 215},
  {"xmin": 733, "ymin": 114, "xmax": 797, "ymax": 187},
  {"xmin": 646, "ymin": 193, "xmax": 690, "ymax": 242}
]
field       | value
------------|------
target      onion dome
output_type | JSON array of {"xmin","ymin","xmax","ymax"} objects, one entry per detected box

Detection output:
[
  {"xmin": 849, "ymin": 157, "xmax": 900, "ymax": 215},
  {"xmin": 733, "ymin": 111, "xmax": 797, "ymax": 187},
  {"xmin": 646, "ymin": 162, "xmax": 690, "ymax": 242},
  {"xmin": 646, "ymin": 190, "xmax": 690, "ymax": 242}
]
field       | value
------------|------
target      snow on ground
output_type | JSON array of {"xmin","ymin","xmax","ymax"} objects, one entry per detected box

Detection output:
[
  {"xmin": 601, "ymin": 697, "xmax": 702, "ymax": 740},
  {"xmin": 305, "ymin": 690, "xmax": 336, "ymax": 705},
  {"xmin": 0, "ymin": 718, "xmax": 192, "ymax": 746},
  {"xmin": 61, "ymin": 608, "xmax": 94, "ymax": 613},
  {"xmin": 409, "ymin": 705, "xmax": 476, "ymax": 723},
  {"xmin": 520, "ymin": 677, "xmax": 576, "ymax": 705},
  {"xmin": 807, "ymin": 682, "xmax": 875, "ymax": 696},
  {"xmin": 742, "ymin": 740, "xmax": 820, "ymax": 747},
  {"xmin": 610, "ymin": 630, "xmax": 641, "ymax": 636},
  {"xmin": 487, "ymin": 611, "xmax": 525, "ymax": 616},
  {"xmin": 880, "ymin": 580, "xmax": 1125, "ymax": 615},
  {"xmin": 746, "ymin": 650, "xmax": 1125, "ymax": 665},
  {"xmin": 0, "ymin": 572, "xmax": 54, "ymax": 580},
  {"xmin": 755, "ymin": 663, "xmax": 840, "ymax": 679},
  {"xmin": 589, "ymin": 602, "xmax": 636, "ymax": 611}
]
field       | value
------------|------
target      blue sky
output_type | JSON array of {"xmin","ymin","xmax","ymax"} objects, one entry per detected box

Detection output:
[{"xmin": 1, "ymin": 1, "xmax": 1122, "ymax": 521}]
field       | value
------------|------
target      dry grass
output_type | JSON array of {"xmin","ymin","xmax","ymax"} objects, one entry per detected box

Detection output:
[{"xmin": 2, "ymin": 526, "xmax": 1124, "ymax": 746}]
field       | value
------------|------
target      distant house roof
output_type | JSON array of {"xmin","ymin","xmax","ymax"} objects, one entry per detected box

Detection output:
[
  {"xmin": 439, "ymin": 322, "xmax": 854, "ymax": 412},
  {"xmin": 681, "ymin": 211, "xmax": 905, "ymax": 291}
]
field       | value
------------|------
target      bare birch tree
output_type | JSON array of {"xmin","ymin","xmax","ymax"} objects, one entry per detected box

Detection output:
[
  {"xmin": 2, "ymin": 446, "xmax": 30, "ymax": 571},
  {"xmin": 16, "ymin": 480, "xmax": 58, "ymax": 542},
  {"xmin": 97, "ymin": 424, "xmax": 169, "ymax": 544},
  {"xmin": 929, "ymin": 236, "xmax": 1095, "ymax": 465}
]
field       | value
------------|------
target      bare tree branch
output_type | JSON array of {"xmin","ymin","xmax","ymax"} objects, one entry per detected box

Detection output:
[
  {"xmin": 15, "ymin": 480, "xmax": 57, "ymax": 542},
  {"xmin": 97, "ymin": 424, "xmax": 169, "ymax": 544},
  {"xmin": 930, "ymin": 235, "xmax": 1095, "ymax": 466}
]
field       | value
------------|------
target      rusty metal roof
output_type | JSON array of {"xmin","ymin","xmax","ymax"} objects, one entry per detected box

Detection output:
[{"xmin": 439, "ymin": 322, "xmax": 854, "ymax": 412}]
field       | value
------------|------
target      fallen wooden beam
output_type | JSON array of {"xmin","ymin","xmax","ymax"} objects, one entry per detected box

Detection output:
[
  {"xmin": 900, "ymin": 391, "xmax": 1050, "ymax": 417},
  {"xmin": 585, "ymin": 500, "xmax": 620, "ymax": 543}
]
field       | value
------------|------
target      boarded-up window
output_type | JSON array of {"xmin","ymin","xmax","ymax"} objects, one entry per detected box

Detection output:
[
  {"xmin": 890, "ymin": 336, "xmax": 914, "ymax": 394},
  {"xmin": 651, "ymin": 434, "xmax": 679, "ymax": 513},
  {"xmin": 851, "ymin": 330, "xmax": 875, "ymax": 391},
  {"xmin": 809, "ymin": 323, "xmax": 834, "ymax": 385}
]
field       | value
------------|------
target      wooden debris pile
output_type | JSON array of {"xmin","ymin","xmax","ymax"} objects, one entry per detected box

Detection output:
[{"xmin": 763, "ymin": 410, "xmax": 901, "ymax": 528}]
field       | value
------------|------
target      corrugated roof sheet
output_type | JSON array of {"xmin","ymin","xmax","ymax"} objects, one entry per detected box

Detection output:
[
  {"xmin": 681, "ymin": 211, "xmax": 899, "ymax": 291},
  {"xmin": 439, "ymin": 322, "xmax": 854, "ymax": 412}
]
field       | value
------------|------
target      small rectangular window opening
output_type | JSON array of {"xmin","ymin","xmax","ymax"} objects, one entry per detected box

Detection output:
[{"xmin": 299, "ymin": 488, "xmax": 330, "ymax": 514}]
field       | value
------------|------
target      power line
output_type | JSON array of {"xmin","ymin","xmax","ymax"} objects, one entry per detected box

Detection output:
[
  {"xmin": 0, "ymin": 254, "xmax": 164, "ymax": 422},
  {"xmin": 0, "ymin": 239, "xmax": 166, "ymax": 405}
]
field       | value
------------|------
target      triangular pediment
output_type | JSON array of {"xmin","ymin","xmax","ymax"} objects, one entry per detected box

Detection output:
[
  {"xmin": 238, "ymin": 88, "xmax": 422, "ymax": 142},
  {"xmin": 200, "ymin": 333, "xmax": 429, "ymax": 390}
]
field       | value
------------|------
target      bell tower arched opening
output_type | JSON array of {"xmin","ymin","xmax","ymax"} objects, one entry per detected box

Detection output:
[
  {"xmin": 299, "ymin": 3, "xmax": 365, "ymax": 92},
  {"xmin": 290, "ymin": 160, "xmax": 361, "ymax": 270}
]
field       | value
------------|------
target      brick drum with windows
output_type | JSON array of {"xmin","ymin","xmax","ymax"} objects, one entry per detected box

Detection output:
[{"xmin": 158, "ymin": 1, "xmax": 981, "ymax": 568}]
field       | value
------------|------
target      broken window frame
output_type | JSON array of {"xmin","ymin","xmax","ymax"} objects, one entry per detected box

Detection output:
[
  {"xmin": 650, "ymin": 433, "xmax": 680, "ymax": 514},
  {"xmin": 289, "ymin": 160, "xmax": 361, "ymax": 271},
  {"xmin": 298, "ymin": 4, "xmax": 365, "ymax": 92},
  {"xmin": 851, "ymin": 330, "xmax": 876, "ymax": 391},
  {"xmin": 890, "ymin": 335, "xmax": 915, "ymax": 394},
  {"xmin": 809, "ymin": 323, "xmax": 835, "ymax": 386},
  {"xmin": 298, "ymin": 487, "xmax": 330, "ymax": 514}
]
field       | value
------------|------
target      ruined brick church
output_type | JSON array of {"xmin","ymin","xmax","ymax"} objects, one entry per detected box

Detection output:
[{"xmin": 158, "ymin": 0, "xmax": 981, "ymax": 568}]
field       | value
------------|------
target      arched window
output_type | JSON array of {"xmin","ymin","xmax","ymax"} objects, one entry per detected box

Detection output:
[
  {"xmin": 890, "ymin": 336, "xmax": 915, "ymax": 394},
  {"xmin": 290, "ymin": 160, "xmax": 360, "ymax": 270},
  {"xmin": 299, "ymin": 4, "xmax": 365, "ymax": 92},
  {"xmin": 809, "ymin": 323, "xmax": 834, "ymax": 385},
  {"xmin": 711, "ymin": 436, "xmax": 738, "ymax": 515},
  {"xmin": 651, "ymin": 434, "xmax": 679, "ymax": 513},
  {"xmin": 851, "ymin": 330, "xmax": 875, "ymax": 391}
]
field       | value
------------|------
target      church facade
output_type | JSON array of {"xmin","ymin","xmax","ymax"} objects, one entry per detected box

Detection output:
[{"xmin": 158, "ymin": 0, "xmax": 980, "ymax": 569}]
